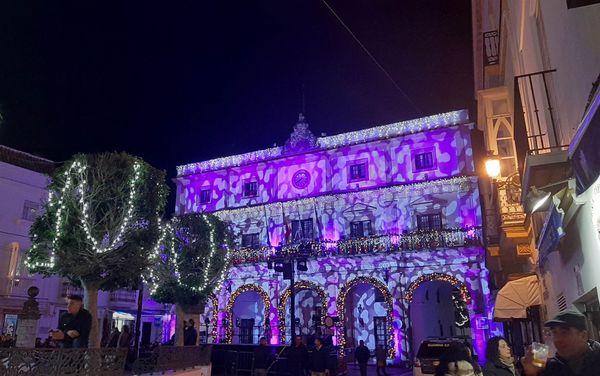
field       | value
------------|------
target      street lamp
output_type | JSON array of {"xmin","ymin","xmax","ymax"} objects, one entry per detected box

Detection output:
[{"xmin": 485, "ymin": 156, "xmax": 501, "ymax": 178}]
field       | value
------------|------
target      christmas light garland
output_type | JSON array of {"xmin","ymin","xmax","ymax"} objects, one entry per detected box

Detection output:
[
  {"xmin": 208, "ymin": 293, "xmax": 219, "ymax": 343},
  {"xmin": 26, "ymin": 158, "xmax": 148, "ymax": 269},
  {"xmin": 336, "ymin": 276, "xmax": 395, "ymax": 359},
  {"xmin": 177, "ymin": 110, "xmax": 468, "ymax": 176},
  {"xmin": 77, "ymin": 161, "xmax": 143, "ymax": 254},
  {"xmin": 277, "ymin": 280, "xmax": 328, "ymax": 344},
  {"xmin": 213, "ymin": 176, "xmax": 473, "ymax": 220},
  {"xmin": 225, "ymin": 284, "xmax": 271, "ymax": 343},
  {"xmin": 145, "ymin": 216, "xmax": 230, "ymax": 296},
  {"xmin": 405, "ymin": 273, "xmax": 472, "ymax": 304},
  {"xmin": 229, "ymin": 227, "xmax": 482, "ymax": 265}
]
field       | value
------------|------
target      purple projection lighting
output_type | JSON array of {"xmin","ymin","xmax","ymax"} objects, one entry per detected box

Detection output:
[{"xmin": 175, "ymin": 109, "xmax": 492, "ymax": 364}]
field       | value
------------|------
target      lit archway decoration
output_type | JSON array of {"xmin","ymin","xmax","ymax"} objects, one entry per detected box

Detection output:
[
  {"xmin": 337, "ymin": 276, "xmax": 395, "ymax": 359},
  {"xmin": 225, "ymin": 284, "xmax": 271, "ymax": 344},
  {"xmin": 207, "ymin": 293, "xmax": 219, "ymax": 343},
  {"xmin": 278, "ymin": 280, "xmax": 328, "ymax": 343},
  {"xmin": 404, "ymin": 273, "xmax": 472, "ymax": 304}
]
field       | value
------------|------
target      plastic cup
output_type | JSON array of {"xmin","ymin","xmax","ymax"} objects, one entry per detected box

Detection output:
[{"xmin": 531, "ymin": 342, "xmax": 549, "ymax": 368}]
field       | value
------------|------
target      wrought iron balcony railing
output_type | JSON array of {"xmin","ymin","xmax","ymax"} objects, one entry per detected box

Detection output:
[
  {"xmin": 515, "ymin": 69, "xmax": 570, "ymax": 155},
  {"xmin": 231, "ymin": 227, "xmax": 483, "ymax": 265}
]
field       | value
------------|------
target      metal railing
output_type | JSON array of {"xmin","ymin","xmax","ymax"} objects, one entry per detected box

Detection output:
[
  {"xmin": 0, "ymin": 348, "xmax": 127, "ymax": 376},
  {"xmin": 231, "ymin": 227, "xmax": 483, "ymax": 264},
  {"xmin": 515, "ymin": 69, "xmax": 569, "ymax": 155},
  {"xmin": 131, "ymin": 345, "xmax": 212, "ymax": 374}
]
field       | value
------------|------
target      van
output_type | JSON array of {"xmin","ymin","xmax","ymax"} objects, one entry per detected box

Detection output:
[{"xmin": 413, "ymin": 338, "xmax": 473, "ymax": 376}]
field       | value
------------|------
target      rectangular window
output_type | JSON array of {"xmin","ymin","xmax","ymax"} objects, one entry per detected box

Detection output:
[
  {"xmin": 243, "ymin": 181, "xmax": 258, "ymax": 197},
  {"xmin": 374, "ymin": 316, "xmax": 388, "ymax": 348},
  {"xmin": 241, "ymin": 233, "xmax": 260, "ymax": 248},
  {"xmin": 199, "ymin": 189, "xmax": 211, "ymax": 204},
  {"xmin": 350, "ymin": 220, "xmax": 371, "ymax": 238},
  {"xmin": 414, "ymin": 152, "xmax": 435, "ymax": 170},
  {"xmin": 291, "ymin": 219, "xmax": 313, "ymax": 242},
  {"xmin": 22, "ymin": 200, "xmax": 40, "ymax": 221},
  {"xmin": 417, "ymin": 213, "xmax": 443, "ymax": 231},
  {"xmin": 349, "ymin": 162, "xmax": 367, "ymax": 181}
]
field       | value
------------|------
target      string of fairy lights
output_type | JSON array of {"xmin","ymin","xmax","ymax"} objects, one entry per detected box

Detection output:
[
  {"xmin": 177, "ymin": 110, "xmax": 468, "ymax": 176},
  {"xmin": 26, "ymin": 158, "xmax": 146, "ymax": 269},
  {"xmin": 404, "ymin": 273, "xmax": 472, "ymax": 304},
  {"xmin": 144, "ymin": 215, "xmax": 231, "ymax": 296},
  {"xmin": 229, "ymin": 227, "xmax": 482, "ymax": 265},
  {"xmin": 277, "ymin": 280, "xmax": 328, "ymax": 344},
  {"xmin": 336, "ymin": 276, "xmax": 396, "ymax": 359}
]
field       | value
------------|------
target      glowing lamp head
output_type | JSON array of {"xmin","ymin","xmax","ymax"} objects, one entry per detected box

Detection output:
[{"xmin": 485, "ymin": 157, "xmax": 501, "ymax": 178}]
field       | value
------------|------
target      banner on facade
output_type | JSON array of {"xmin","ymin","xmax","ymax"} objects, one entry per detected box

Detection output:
[{"xmin": 538, "ymin": 201, "xmax": 565, "ymax": 269}]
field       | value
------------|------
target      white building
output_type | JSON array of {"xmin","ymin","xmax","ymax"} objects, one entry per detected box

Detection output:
[
  {"xmin": 471, "ymin": 0, "xmax": 600, "ymax": 350},
  {"xmin": 0, "ymin": 145, "xmax": 167, "ymax": 346}
]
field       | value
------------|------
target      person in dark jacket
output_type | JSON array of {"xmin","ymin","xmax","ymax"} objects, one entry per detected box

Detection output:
[
  {"xmin": 354, "ymin": 340, "xmax": 370, "ymax": 376},
  {"xmin": 253, "ymin": 337, "xmax": 273, "ymax": 376},
  {"xmin": 288, "ymin": 335, "xmax": 308, "ymax": 376},
  {"xmin": 184, "ymin": 319, "xmax": 198, "ymax": 346},
  {"xmin": 484, "ymin": 336, "xmax": 519, "ymax": 376},
  {"xmin": 310, "ymin": 338, "xmax": 329, "ymax": 376},
  {"xmin": 522, "ymin": 310, "xmax": 600, "ymax": 376},
  {"xmin": 51, "ymin": 295, "xmax": 92, "ymax": 348}
]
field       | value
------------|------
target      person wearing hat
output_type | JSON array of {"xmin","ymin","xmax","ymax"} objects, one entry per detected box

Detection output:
[{"xmin": 522, "ymin": 309, "xmax": 600, "ymax": 375}]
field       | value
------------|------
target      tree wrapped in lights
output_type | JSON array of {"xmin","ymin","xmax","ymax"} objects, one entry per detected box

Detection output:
[
  {"xmin": 147, "ymin": 213, "xmax": 231, "ymax": 346},
  {"xmin": 26, "ymin": 153, "xmax": 168, "ymax": 347}
]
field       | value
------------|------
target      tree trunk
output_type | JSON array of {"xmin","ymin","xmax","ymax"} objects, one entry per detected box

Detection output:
[
  {"xmin": 82, "ymin": 281, "xmax": 100, "ymax": 348},
  {"xmin": 175, "ymin": 303, "xmax": 185, "ymax": 346}
]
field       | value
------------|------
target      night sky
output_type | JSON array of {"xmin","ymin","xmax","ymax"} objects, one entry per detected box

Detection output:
[{"xmin": 0, "ymin": 1, "xmax": 476, "ymax": 210}]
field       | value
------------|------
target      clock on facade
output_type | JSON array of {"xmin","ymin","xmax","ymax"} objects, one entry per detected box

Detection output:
[{"xmin": 292, "ymin": 169, "xmax": 311, "ymax": 189}]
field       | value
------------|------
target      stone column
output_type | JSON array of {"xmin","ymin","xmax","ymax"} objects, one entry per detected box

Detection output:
[{"xmin": 16, "ymin": 286, "xmax": 41, "ymax": 348}]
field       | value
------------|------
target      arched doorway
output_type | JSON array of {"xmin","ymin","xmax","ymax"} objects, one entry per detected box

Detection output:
[
  {"xmin": 406, "ymin": 273, "xmax": 472, "ymax": 356},
  {"xmin": 226, "ymin": 284, "xmax": 271, "ymax": 344},
  {"xmin": 337, "ymin": 276, "xmax": 395, "ymax": 358},
  {"xmin": 278, "ymin": 280, "xmax": 328, "ymax": 343}
]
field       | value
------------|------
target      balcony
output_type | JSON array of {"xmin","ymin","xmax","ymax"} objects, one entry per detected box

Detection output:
[
  {"xmin": 109, "ymin": 290, "xmax": 138, "ymax": 304},
  {"xmin": 231, "ymin": 227, "xmax": 483, "ymax": 265},
  {"xmin": 61, "ymin": 282, "xmax": 84, "ymax": 298},
  {"xmin": 514, "ymin": 70, "xmax": 571, "ymax": 202}
]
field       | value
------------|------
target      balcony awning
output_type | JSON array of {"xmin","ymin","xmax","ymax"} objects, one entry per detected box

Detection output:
[{"xmin": 493, "ymin": 275, "xmax": 542, "ymax": 321}]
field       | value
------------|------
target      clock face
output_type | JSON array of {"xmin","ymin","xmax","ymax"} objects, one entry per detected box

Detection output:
[{"xmin": 292, "ymin": 169, "xmax": 311, "ymax": 189}]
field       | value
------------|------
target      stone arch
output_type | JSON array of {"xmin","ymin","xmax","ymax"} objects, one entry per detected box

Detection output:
[
  {"xmin": 278, "ymin": 280, "xmax": 328, "ymax": 343},
  {"xmin": 405, "ymin": 272, "xmax": 472, "ymax": 304},
  {"xmin": 225, "ymin": 284, "xmax": 271, "ymax": 344},
  {"xmin": 337, "ymin": 276, "xmax": 395, "ymax": 359}
]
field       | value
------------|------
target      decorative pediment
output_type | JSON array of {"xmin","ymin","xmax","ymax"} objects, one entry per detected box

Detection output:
[{"xmin": 283, "ymin": 113, "xmax": 318, "ymax": 154}]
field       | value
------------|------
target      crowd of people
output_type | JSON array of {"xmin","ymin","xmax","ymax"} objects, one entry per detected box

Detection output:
[
  {"xmin": 433, "ymin": 309, "xmax": 600, "ymax": 376},
  {"xmin": 247, "ymin": 309, "xmax": 600, "ymax": 376}
]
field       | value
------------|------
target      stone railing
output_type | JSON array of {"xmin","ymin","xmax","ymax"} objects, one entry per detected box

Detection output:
[
  {"xmin": 0, "ymin": 348, "xmax": 127, "ymax": 376},
  {"xmin": 60, "ymin": 282, "xmax": 84, "ymax": 298},
  {"xmin": 231, "ymin": 227, "xmax": 483, "ymax": 264},
  {"xmin": 109, "ymin": 290, "xmax": 138, "ymax": 304},
  {"xmin": 131, "ymin": 345, "xmax": 212, "ymax": 374}
]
